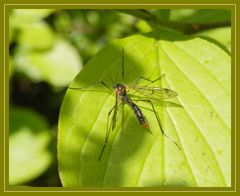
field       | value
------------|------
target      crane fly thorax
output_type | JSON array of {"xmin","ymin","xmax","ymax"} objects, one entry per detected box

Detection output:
[{"xmin": 113, "ymin": 83, "xmax": 127, "ymax": 101}]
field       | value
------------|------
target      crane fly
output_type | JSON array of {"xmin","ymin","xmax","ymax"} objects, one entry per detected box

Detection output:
[{"xmin": 70, "ymin": 47, "xmax": 180, "ymax": 161}]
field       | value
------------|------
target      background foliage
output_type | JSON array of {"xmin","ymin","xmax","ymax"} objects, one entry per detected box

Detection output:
[{"xmin": 9, "ymin": 9, "xmax": 231, "ymax": 187}]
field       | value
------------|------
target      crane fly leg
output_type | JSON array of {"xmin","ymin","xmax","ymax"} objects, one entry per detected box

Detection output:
[{"xmin": 132, "ymin": 99, "xmax": 181, "ymax": 150}]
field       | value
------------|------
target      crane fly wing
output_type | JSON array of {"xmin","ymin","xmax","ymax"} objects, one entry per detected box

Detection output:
[{"xmin": 128, "ymin": 86, "xmax": 178, "ymax": 100}]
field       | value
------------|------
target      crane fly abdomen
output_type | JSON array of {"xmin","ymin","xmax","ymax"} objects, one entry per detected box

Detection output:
[{"xmin": 128, "ymin": 100, "xmax": 149, "ymax": 128}]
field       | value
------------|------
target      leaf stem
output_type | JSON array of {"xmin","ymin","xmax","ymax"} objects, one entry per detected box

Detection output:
[{"xmin": 115, "ymin": 9, "xmax": 230, "ymax": 34}]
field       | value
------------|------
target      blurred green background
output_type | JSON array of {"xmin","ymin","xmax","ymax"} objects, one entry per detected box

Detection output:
[{"xmin": 8, "ymin": 9, "xmax": 231, "ymax": 187}]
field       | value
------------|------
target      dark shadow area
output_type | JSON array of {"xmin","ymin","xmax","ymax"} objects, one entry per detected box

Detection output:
[{"xmin": 10, "ymin": 76, "xmax": 67, "ymax": 126}]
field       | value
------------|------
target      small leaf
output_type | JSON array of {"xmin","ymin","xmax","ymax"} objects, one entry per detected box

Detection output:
[
  {"xmin": 135, "ymin": 19, "xmax": 152, "ymax": 33},
  {"xmin": 9, "ymin": 107, "xmax": 53, "ymax": 185},
  {"xmin": 13, "ymin": 39, "xmax": 82, "ymax": 87},
  {"xmin": 58, "ymin": 29, "xmax": 231, "ymax": 187},
  {"xmin": 11, "ymin": 9, "xmax": 54, "ymax": 23},
  {"xmin": 17, "ymin": 21, "xmax": 55, "ymax": 50}
]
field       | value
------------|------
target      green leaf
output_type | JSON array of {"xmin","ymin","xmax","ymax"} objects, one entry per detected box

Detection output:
[
  {"xmin": 9, "ymin": 107, "xmax": 53, "ymax": 185},
  {"xmin": 196, "ymin": 27, "xmax": 231, "ymax": 54},
  {"xmin": 135, "ymin": 19, "xmax": 152, "ymax": 33},
  {"xmin": 11, "ymin": 9, "xmax": 54, "ymax": 24},
  {"xmin": 13, "ymin": 38, "xmax": 82, "ymax": 87},
  {"xmin": 58, "ymin": 29, "xmax": 231, "ymax": 187},
  {"xmin": 169, "ymin": 9, "xmax": 230, "ymax": 24},
  {"xmin": 17, "ymin": 21, "xmax": 55, "ymax": 50}
]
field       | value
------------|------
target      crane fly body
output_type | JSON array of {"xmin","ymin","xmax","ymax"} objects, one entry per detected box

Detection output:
[
  {"xmin": 114, "ymin": 83, "xmax": 149, "ymax": 128},
  {"xmin": 69, "ymin": 47, "xmax": 181, "ymax": 161},
  {"xmin": 97, "ymin": 73, "xmax": 180, "ymax": 161}
]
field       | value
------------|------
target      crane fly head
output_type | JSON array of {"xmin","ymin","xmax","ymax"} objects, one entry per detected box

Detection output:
[{"xmin": 113, "ymin": 83, "xmax": 127, "ymax": 97}]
